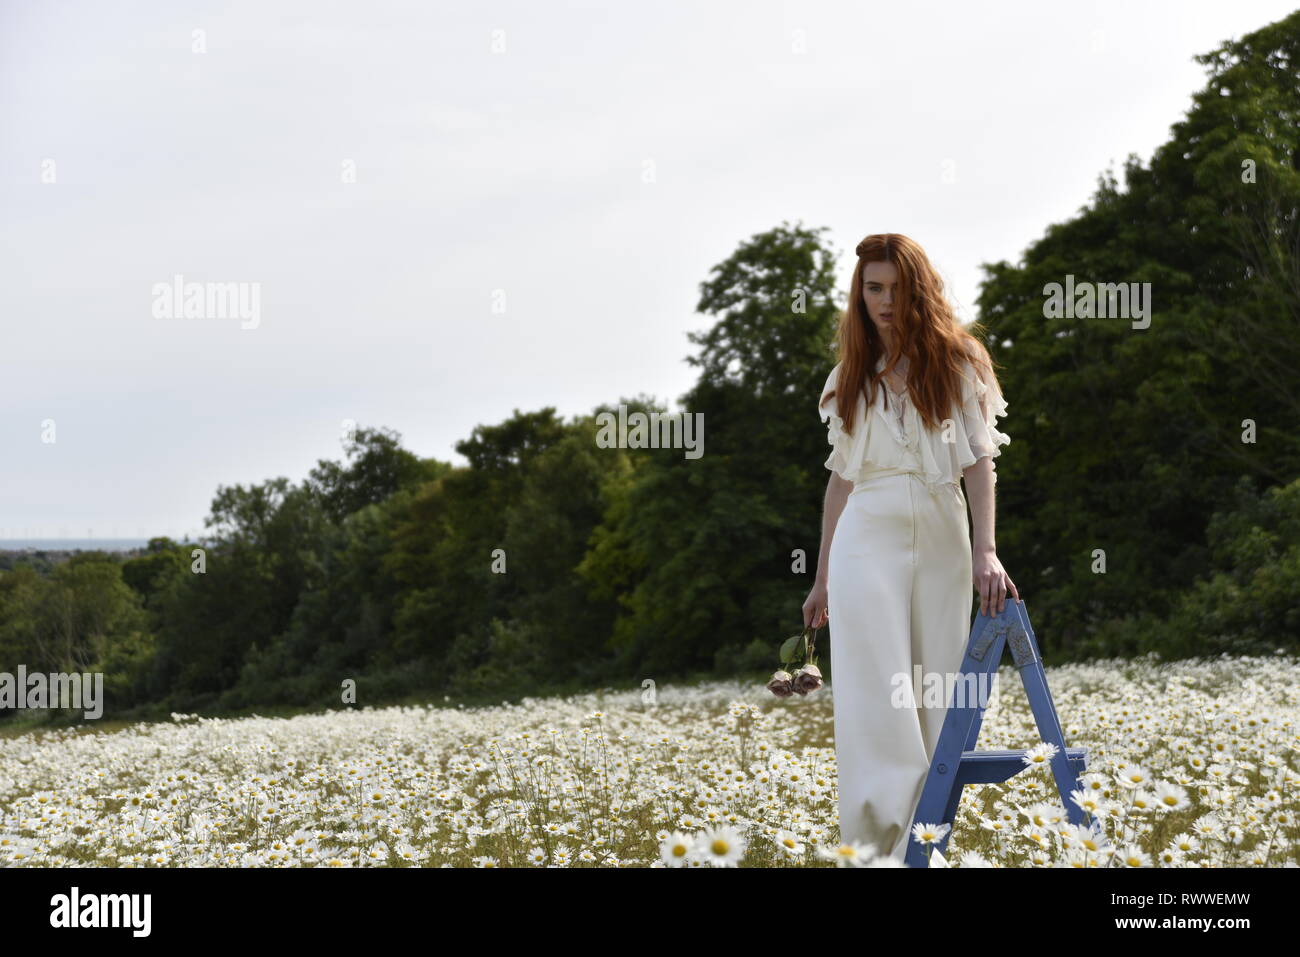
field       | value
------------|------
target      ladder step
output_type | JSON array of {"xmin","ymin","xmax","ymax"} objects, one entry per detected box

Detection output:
[{"xmin": 951, "ymin": 747, "xmax": 1088, "ymax": 785}]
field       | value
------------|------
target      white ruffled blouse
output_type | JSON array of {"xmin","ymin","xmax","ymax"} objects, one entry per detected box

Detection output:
[{"xmin": 818, "ymin": 355, "xmax": 1010, "ymax": 491}]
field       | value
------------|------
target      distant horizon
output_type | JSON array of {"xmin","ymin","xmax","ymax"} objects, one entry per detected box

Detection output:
[{"xmin": 0, "ymin": 537, "xmax": 208, "ymax": 552}]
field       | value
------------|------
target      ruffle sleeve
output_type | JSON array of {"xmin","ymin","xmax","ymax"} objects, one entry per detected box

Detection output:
[
  {"xmin": 818, "ymin": 363, "xmax": 870, "ymax": 483},
  {"xmin": 952, "ymin": 358, "xmax": 1011, "ymax": 483}
]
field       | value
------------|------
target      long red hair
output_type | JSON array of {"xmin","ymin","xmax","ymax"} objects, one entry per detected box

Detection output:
[{"xmin": 821, "ymin": 233, "xmax": 999, "ymax": 434}]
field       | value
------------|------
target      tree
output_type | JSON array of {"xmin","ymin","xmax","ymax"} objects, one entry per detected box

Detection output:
[{"xmin": 581, "ymin": 221, "xmax": 844, "ymax": 674}]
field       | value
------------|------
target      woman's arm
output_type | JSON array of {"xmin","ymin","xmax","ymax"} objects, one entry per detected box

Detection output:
[
  {"xmin": 803, "ymin": 472, "xmax": 853, "ymax": 627},
  {"xmin": 960, "ymin": 455, "xmax": 1019, "ymax": 615},
  {"xmin": 962, "ymin": 455, "xmax": 996, "ymax": 552}
]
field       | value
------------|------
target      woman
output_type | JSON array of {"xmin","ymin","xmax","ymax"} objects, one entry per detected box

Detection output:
[{"xmin": 802, "ymin": 233, "xmax": 1019, "ymax": 861}]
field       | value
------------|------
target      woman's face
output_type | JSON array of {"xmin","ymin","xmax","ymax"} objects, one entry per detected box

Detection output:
[{"xmin": 860, "ymin": 260, "xmax": 899, "ymax": 344}]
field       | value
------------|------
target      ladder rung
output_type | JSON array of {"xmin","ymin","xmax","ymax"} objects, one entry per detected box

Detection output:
[{"xmin": 951, "ymin": 747, "xmax": 1088, "ymax": 785}]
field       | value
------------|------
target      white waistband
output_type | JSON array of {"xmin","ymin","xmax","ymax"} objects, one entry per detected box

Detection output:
[{"xmin": 852, "ymin": 468, "xmax": 960, "ymax": 493}]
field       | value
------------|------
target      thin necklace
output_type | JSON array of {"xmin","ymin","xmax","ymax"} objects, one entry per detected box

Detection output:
[{"xmin": 882, "ymin": 354, "xmax": 908, "ymax": 396}]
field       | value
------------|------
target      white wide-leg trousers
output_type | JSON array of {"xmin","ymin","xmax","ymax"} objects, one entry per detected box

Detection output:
[{"xmin": 826, "ymin": 468, "xmax": 973, "ymax": 861}]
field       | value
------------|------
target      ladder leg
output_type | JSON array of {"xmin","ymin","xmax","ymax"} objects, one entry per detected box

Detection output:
[
  {"xmin": 962, "ymin": 676, "xmax": 992, "ymax": 751},
  {"xmin": 1011, "ymin": 601, "xmax": 1087, "ymax": 826},
  {"xmin": 1012, "ymin": 602, "xmax": 1068, "ymax": 742},
  {"xmin": 935, "ymin": 783, "xmax": 963, "ymax": 858},
  {"xmin": 905, "ymin": 612, "xmax": 1006, "ymax": 867}
]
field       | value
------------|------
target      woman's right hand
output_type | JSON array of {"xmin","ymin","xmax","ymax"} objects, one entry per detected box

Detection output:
[{"xmin": 802, "ymin": 579, "xmax": 829, "ymax": 629}]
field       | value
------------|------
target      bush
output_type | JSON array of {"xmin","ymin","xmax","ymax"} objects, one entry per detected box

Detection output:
[{"xmin": 1080, "ymin": 476, "xmax": 1300, "ymax": 659}]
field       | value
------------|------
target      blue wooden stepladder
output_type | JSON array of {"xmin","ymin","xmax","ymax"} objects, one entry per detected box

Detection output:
[{"xmin": 904, "ymin": 598, "xmax": 1088, "ymax": 868}]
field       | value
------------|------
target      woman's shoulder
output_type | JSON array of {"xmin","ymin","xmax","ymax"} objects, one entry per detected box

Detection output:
[
  {"xmin": 955, "ymin": 342, "xmax": 1000, "ymax": 396},
  {"xmin": 818, "ymin": 361, "xmax": 842, "ymax": 405},
  {"xmin": 956, "ymin": 339, "xmax": 986, "ymax": 373}
]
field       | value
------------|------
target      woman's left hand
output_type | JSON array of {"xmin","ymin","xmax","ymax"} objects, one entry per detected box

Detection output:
[{"xmin": 973, "ymin": 547, "xmax": 1020, "ymax": 616}]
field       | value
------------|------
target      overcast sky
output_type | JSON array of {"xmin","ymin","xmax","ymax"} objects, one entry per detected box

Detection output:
[{"xmin": 1, "ymin": 0, "xmax": 1292, "ymax": 542}]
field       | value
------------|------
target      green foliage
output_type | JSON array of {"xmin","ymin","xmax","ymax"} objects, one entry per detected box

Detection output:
[
  {"xmin": 0, "ymin": 556, "xmax": 153, "ymax": 718},
  {"xmin": 120, "ymin": 538, "xmax": 187, "ymax": 611},
  {"xmin": 307, "ymin": 425, "xmax": 444, "ymax": 524},
  {"xmin": 1083, "ymin": 476, "xmax": 1300, "ymax": 659},
  {"xmin": 713, "ymin": 636, "xmax": 777, "ymax": 677}
]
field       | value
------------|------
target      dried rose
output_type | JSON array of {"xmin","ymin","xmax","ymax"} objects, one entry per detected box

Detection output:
[
  {"xmin": 766, "ymin": 670, "xmax": 795, "ymax": 698},
  {"xmin": 792, "ymin": 663, "xmax": 824, "ymax": 695}
]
